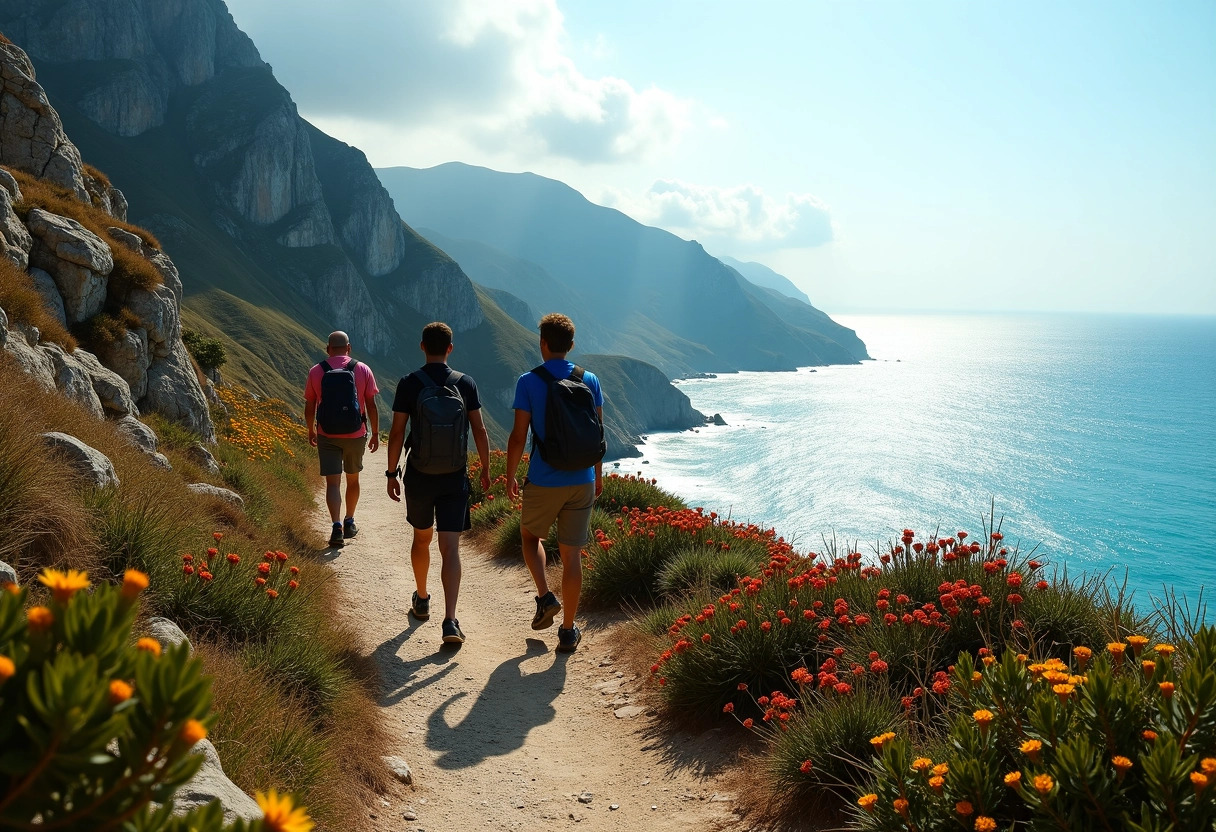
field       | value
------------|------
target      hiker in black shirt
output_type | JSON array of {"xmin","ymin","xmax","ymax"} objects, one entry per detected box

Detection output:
[{"xmin": 385, "ymin": 322, "xmax": 491, "ymax": 645}]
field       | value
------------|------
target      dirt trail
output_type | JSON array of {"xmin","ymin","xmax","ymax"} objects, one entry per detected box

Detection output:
[{"xmin": 318, "ymin": 489, "xmax": 743, "ymax": 832}]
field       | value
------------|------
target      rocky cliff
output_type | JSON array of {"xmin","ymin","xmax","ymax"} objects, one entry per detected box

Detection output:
[
  {"xmin": 0, "ymin": 36, "xmax": 212, "ymax": 441},
  {"xmin": 581, "ymin": 354, "xmax": 705, "ymax": 459}
]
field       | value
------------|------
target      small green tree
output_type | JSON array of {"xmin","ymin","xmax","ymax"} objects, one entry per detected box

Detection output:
[
  {"xmin": 182, "ymin": 330, "xmax": 228, "ymax": 372},
  {"xmin": 0, "ymin": 569, "xmax": 312, "ymax": 831}
]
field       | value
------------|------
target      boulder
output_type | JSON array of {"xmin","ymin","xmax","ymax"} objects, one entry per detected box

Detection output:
[
  {"xmin": 1, "ymin": 319, "xmax": 56, "ymax": 390},
  {"xmin": 46, "ymin": 345, "xmax": 138, "ymax": 418},
  {"xmin": 28, "ymin": 268, "xmax": 67, "ymax": 329},
  {"xmin": 26, "ymin": 209, "xmax": 113, "ymax": 323},
  {"xmin": 145, "ymin": 616, "xmax": 191, "ymax": 654},
  {"xmin": 40, "ymin": 432, "xmax": 119, "ymax": 489},
  {"xmin": 174, "ymin": 739, "xmax": 261, "ymax": 823},
  {"xmin": 186, "ymin": 442, "xmax": 221, "ymax": 474},
  {"xmin": 140, "ymin": 341, "xmax": 215, "ymax": 443},
  {"xmin": 186, "ymin": 483, "xmax": 243, "ymax": 509},
  {"xmin": 382, "ymin": 755, "xmax": 413, "ymax": 785},
  {"xmin": 41, "ymin": 343, "xmax": 105, "ymax": 418},
  {"xmin": 0, "ymin": 559, "xmax": 16, "ymax": 587},
  {"xmin": 124, "ymin": 284, "xmax": 179, "ymax": 358},
  {"xmin": 147, "ymin": 452, "xmax": 172, "ymax": 470},
  {"xmin": 96, "ymin": 327, "xmax": 151, "ymax": 399},
  {"xmin": 115, "ymin": 415, "xmax": 158, "ymax": 453},
  {"xmin": 0, "ymin": 175, "xmax": 32, "ymax": 270},
  {"xmin": 105, "ymin": 226, "xmax": 144, "ymax": 255}
]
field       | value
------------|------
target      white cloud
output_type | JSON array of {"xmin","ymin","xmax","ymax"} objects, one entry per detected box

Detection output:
[
  {"xmin": 601, "ymin": 180, "xmax": 835, "ymax": 248},
  {"xmin": 225, "ymin": 0, "xmax": 689, "ymax": 164}
]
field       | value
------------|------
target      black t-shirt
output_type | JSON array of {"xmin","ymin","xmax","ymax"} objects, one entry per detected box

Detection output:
[{"xmin": 392, "ymin": 363, "xmax": 481, "ymax": 475}]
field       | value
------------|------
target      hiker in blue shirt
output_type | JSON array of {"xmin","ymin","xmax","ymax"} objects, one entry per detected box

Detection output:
[{"xmin": 507, "ymin": 313, "xmax": 606, "ymax": 653}]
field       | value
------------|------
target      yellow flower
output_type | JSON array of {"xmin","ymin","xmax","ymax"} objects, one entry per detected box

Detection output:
[
  {"xmin": 38, "ymin": 568, "xmax": 90, "ymax": 603},
  {"xmin": 1053, "ymin": 683, "xmax": 1076, "ymax": 703},
  {"xmin": 975, "ymin": 817, "xmax": 997, "ymax": 832},
  {"xmin": 1113, "ymin": 755, "xmax": 1133, "ymax": 781},
  {"xmin": 971, "ymin": 671, "xmax": 983, "ymax": 683},
  {"xmin": 973, "ymin": 709, "xmax": 995, "ymax": 730},
  {"xmin": 1033, "ymin": 773, "xmax": 1054, "ymax": 795},
  {"xmin": 120, "ymin": 569, "xmax": 149, "ymax": 601},
  {"xmin": 136, "ymin": 637, "xmax": 162, "ymax": 657},
  {"xmin": 1073, "ymin": 645, "xmax": 1093, "ymax": 668},
  {"xmin": 1107, "ymin": 642, "xmax": 1126, "ymax": 664},
  {"xmin": 256, "ymin": 789, "xmax": 314, "ymax": 832},
  {"xmin": 912, "ymin": 757, "xmax": 933, "ymax": 773},
  {"xmin": 982, "ymin": 655, "xmax": 996, "ymax": 666},
  {"xmin": 869, "ymin": 731, "xmax": 896, "ymax": 750},
  {"xmin": 179, "ymin": 719, "xmax": 207, "ymax": 746},
  {"xmin": 1015, "ymin": 653, "xmax": 1028, "ymax": 663},
  {"xmin": 1004, "ymin": 771, "xmax": 1022, "ymax": 788},
  {"xmin": 27, "ymin": 606, "xmax": 54, "ymax": 632},
  {"xmin": 857, "ymin": 793, "xmax": 878, "ymax": 812},
  {"xmin": 1155, "ymin": 644, "xmax": 1176, "ymax": 656},
  {"xmin": 1021, "ymin": 739, "xmax": 1043, "ymax": 763},
  {"xmin": 1126, "ymin": 635, "xmax": 1148, "ymax": 655},
  {"xmin": 0, "ymin": 654, "xmax": 15, "ymax": 682},
  {"xmin": 929, "ymin": 775, "xmax": 944, "ymax": 794},
  {"xmin": 109, "ymin": 679, "xmax": 134, "ymax": 705},
  {"xmin": 932, "ymin": 762, "xmax": 949, "ymax": 777}
]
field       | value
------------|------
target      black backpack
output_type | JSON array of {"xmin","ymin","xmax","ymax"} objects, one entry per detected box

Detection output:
[
  {"xmin": 409, "ymin": 369, "xmax": 468, "ymax": 475},
  {"xmin": 531, "ymin": 365, "xmax": 605, "ymax": 471},
  {"xmin": 316, "ymin": 359, "xmax": 364, "ymax": 434}
]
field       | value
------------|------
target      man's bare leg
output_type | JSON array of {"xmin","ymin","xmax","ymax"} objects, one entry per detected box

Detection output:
[
  {"xmin": 437, "ymin": 531, "xmax": 462, "ymax": 620},
  {"xmin": 324, "ymin": 474, "xmax": 342, "ymax": 522},
  {"xmin": 521, "ymin": 526, "xmax": 549, "ymax": 597},
  {"xmin": 411, "ymin": 525, "xmax": 434, "ymax": 599},
  {"xmin": 557, "ymin": 543, "xmax": 582, "ymax": 630},
  {"xmin": 344, "ymin": 472, "xmax": 360, "ymax": 519}
]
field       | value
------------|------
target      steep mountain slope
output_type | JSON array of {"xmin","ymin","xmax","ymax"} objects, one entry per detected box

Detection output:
[
  {"xmin": 0, "ymin": 0, "xmax": 699, "ymax": 452},
  {"xmin": 378, "ymin": 163, "xmax": 869, "ymax": 377},
  {"xmin": 719, "ymin": 255, "xmax": 811, "ymax": 304}
]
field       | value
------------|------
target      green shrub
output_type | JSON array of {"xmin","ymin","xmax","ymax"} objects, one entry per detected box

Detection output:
[
  {"xmin": 655, "ymin": 545, "xmax": 765, "ymax": 598},
  {"xmin": 183, "ymin": 329, "xmax": 228, "ymax": 371},
  {"xmin": 0, "ymin": 567, "xmax": 307, "ymax": 831},
  {"xmin": 470, "ymin": 497, "xmax": 516, "ymax": 532},
  {"xmin": 857, "ymin": 632, "xmax": 1216, "ymax": 832},
  {"xmin": 598, "ymin": 472, "xmax": 685, "ymax": 513}
]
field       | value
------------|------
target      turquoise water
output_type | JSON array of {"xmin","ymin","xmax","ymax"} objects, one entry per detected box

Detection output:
[{"xmin": 635, "ymin": 314, "xmax": 1216, "ymax": 611}]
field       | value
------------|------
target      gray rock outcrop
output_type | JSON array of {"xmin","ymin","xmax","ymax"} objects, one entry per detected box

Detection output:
[
  {"xmin": 27, "ymin": 267, "xmax": 66, "ymax": 327},
  {"xmin": 174, "ymin": 739, "xmax": 261, "ymax": 823},
  {"xmin": 382, "ymin": 755, "xmax": 413, "ymax": 785},
  {"xmin": 185, "ymin": 482, "xmax": 243, "ymax": 509},
  {"xmin": 0, "ymin": 559, "xmax": 16, "ymax": 587},
  {"xmin": 142, "ymin": 342, "xmax": 215, "ymax": 443},
  {"xmin": 0, "ymin": 168, "xmax": 31, "ymax": 268},
  {"xmin": 40, "ymin": 431, "xmax": 119, "ymax": 489},
  {"xmin": 186, "ymin": 442, "xmax": 221, "ymax": 475},
  {"xmin": 115, "ymin": 414, "xmax": 157, "ymax": 452},
  {"xmin": 145, "ymin": 616, "xmax": 192, "ymax": 654},
  {"xmin": 26, "ymin": 208, "xmax": 113, "ymax": 323}
]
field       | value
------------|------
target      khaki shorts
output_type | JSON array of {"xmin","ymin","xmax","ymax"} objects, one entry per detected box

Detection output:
[
  {"xmin": 521, "ymin": 481, "xmax": 596, "ymax": 549},
  {"xmin": 317, "ymin": 435, "xmax": 366, "ymax": 476}
]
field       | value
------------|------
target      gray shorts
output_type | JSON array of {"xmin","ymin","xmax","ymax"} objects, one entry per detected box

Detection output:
[
  {"xmin": 317, "ymin": 435, "xmax": 366, "ymax": 476},
  {"xmin": 521, "ymin": 481, "xmax": 596, "ymax": 549}
]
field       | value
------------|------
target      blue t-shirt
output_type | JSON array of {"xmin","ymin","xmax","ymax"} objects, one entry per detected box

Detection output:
[{"xmin": 513, "ymin": 358, "xmax": 605, "ymax": 487}]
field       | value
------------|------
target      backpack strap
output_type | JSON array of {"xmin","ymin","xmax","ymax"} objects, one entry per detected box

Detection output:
[
  {"xmin": 446, "ymin": 371, "xmax": 463, "ymax": 386},
  {"xmin": 412, "ymin": 369, "xmax": 438, "ymax": 388},
  {"xmin": 530, "ymin": 365, "xmax": 557, "ymax": 385},
  {"xmin": 571, "ymin": 365, "xmax": 585, "ymax": 382},
  {"xmin": 347, "ymin": 360, "xmax": 358, "ymax": 373},
  {"xmin": 319, "ymin": 359, "xmax": 332, "ymax": 373}
]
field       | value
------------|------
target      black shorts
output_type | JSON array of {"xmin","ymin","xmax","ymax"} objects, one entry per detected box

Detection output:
[{"xmin": 403, "ymin": 466, "xmax": 471, "ymax": 533}]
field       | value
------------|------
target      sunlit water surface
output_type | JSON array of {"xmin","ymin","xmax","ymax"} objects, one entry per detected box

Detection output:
[{"xmin": 632, "ymin": 314, "xmax": 1216, "ymax": 610}]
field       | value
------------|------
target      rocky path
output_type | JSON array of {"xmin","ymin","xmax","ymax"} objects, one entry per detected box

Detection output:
[{"xmin": 317, "ymin": 490, "xmax": 743, "ymax": 832}]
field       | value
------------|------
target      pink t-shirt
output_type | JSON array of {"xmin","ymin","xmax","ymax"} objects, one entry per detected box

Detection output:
[{"xmin": 304, "ymin": 355, "xmax": 379, "ymax": 438}]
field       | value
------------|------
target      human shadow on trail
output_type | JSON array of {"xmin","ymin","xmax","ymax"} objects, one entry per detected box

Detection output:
[
  {"xmin": 373, "ymin": 621, "xmax": 460, "ymax": 708},
  {"xmin": 426, "ymin": 638, "xmax": 567, "ymax": 770}
]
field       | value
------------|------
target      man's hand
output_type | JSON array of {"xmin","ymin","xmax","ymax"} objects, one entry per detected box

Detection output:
[
  {"xmin": 308, "ymin": 429, "xmax": 318, "ymax": 448},
  {"xmin": 595, "ymin": 472, "xmax": 603, "ymax": 498},
  {"xmin": 368, "ymin": 431, "xmax": 379, "ymax": 453},
  {"xmin": 508, "ymin": 477, "xmax": 520, "ymax": 501},
  {"xmin": 387, "ymin": 476, "xmax": 401, "ymax": 502},
  {"xmin": 480, "ymin": 469, "xmax": 491, "ymax": 493}
]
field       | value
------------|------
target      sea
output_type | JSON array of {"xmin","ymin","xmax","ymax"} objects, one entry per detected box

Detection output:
[{"xmin": 630, "ymin": 314, "xmax": 1216, "ymax": 614}]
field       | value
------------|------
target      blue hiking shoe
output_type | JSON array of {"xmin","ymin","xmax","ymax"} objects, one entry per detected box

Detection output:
[
  {"xmin": 343, "ymin": 517, "xmax": 358, "ymax": 539},
  {"xmin": 532, "ymin": 591, "xmax": 561, "ymax": 630},
  {"xmin": 556, "ymin": 625, "xmax": 582, "ymax": 653}
]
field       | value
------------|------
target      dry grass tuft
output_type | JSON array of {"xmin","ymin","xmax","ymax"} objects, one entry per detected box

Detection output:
[
  {"xmin": 0, "ymin": 257, "xmax": 77, "ymax": 351},
  {"xmin": 0, "ymin": 31, "xmax": 10, "ymax": 45},
  {"xmin": 81, "ymin": 163, "xmax": 111, "ymax": 190}
]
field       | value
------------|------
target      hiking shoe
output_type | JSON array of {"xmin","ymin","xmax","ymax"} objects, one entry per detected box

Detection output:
[
  {"xmin": 442, "ymin": 618, "xmax": 466, "ymax": 644},
  {"xmin": 410, "ymin": 591, "xmax": 430, "ymax": 621},
  {"xmin": 556, "ymin": 625, "xmax": 582, "ymax": 653},
  {"xmin": 328, "ymin": 523, "xmax": 344, "ymax": 548},
  {"xmin": 532, "ymin": 591, "xmax": 561, "ymax": 630},
  {"xmin": 343, "ymin": 517, "xmax": 358, "ymax": 539}
]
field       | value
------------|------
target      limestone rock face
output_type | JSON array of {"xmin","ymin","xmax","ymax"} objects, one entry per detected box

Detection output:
[
  {"xmin": 0, "ymin": 315, "xmax": 56, "ymax": 390},
  {"xmin": 175, "ymin": 739, "xmax": 261, "ymax": 823},
  {"xmin": 97, "ymin": 327, "xmax": 152, "ymax": 399},
  {"xmin": 41, "ymin": 342, "xmax": 106, "ymax": 418},
  {"xmin": 391, "ymin": 261, "xmax": 485, "ymax": 333},
  {"xmin": 186, "ymin": 482, "xmax": 243, "ymax": 509},
  {"xmin": 26, "ymin": 209, "xmax": 114, "ymax": 323},
  {"xmin": 0, "ymin": 559, "xmax": 16, "ymax": 587},
  {"xmin": 141, "ymin": 341, "xmax": 215, "ymax": 443},
  {"xmin": 115, "ymin": 414, "xmax": 158, "ymax": 453},
  {"xmin": 40, "ymin": 431, "xmax": 119, "ymax": 489},
  {"xmin": 0, "ymin": 43, "xmax": 89, "ymax": 200},
  {"xmin": 0, "ymin": 170, "xmax": 32, "ymax": 268},
  {"xmin": 67, "ymin": 348, "xmax": 139, "ymax": 417},
  {"xmin": 145, "ymin": 616, "xmax": 192, "ymax": 654},
  {"xmin": 27, "ymin": 268, "xmax": 67, "ymax": 328}
]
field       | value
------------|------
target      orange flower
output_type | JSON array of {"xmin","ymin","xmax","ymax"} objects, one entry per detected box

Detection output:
[
  {"xmin": 893, "ymin": 798, "xmax": 909, "ymax": 816},
  {"xmin": 1191, "ymin": 772, "xmax": 1209, "ymax": 794},
  {"xmin": 288, "ymin": 580, "xmax": 299, "ymax": 590},
  {"xmin": 257, "ymin": 789, "xmax": 314, "ymax": 832},
  {"xmin": 1073, "ymin": 645, "xmax": 1092, "ymax": 668},
  {"xmin": 1004, "ymin": 771, "xmax": 1022, "ymax": 788},
  {"xmin": 982, "ymin": 655, "xmax": 996, "ymax": 666},
  {"xmin": 109, "ymin": 679, "xmax": 134, "ymax": 705},
  {"xmin": 975, "ymin": 817, "xmax": 996, "ymax": 832},
  {"xmin": 1108, "ymin": 642, "xmax": 1126, "ymax": 664},
  {"xmin": 0, "ymin": 654, "xmax": 15, "ymax": 682},
  {"xmin": 1142, "ymin": 730, "xmax": 1158, "ymax": 742},
  {"xmin": 179, "ymin": 719, "xmax": 207, "ymax": 745},
  {"xmin": 266, "ymin": 589, "xmax": 279, "ymax": 599},
  {"xmin": 136, "ymin": 637, "xmax": 162, "ymax": 657},
  {"xmin": 1053, "ymin": 683, "xmax": 1075, "ymax": 703},
  {"xmin": 1033, "ymin": 774, "xmax": 1054, "ymax": 795},
  {"xmin": 213, "ymin": 532, "xmax": 224, "ymax": 541},
  {"xmin": 870, "ymin": 731, "xmax": 896, "ymax": 750},
  {"xmin": 857, "ymin": 794, "xmax": 878, "ymax": 812},
  {"xmin": 1142, "ymin": 660, "xmax": 1156, "ymax": 678},
  {"xmin": 800, "ymin": 760, "xmax": 813, "ymax": 774},
  {"xmin": 1155, "ymin": 644, "xmax": 1176, "ymax": 656},
  {"xmin": 929, "ymin": 775, "xmax": 944, "ymax": 794},
  {"xmin": 119, "ymin": 569, "xmax": 149, "ymax": 601},
  {"xmin": 1126, "ymin": 635, "xmax": 1148, "ymax": 655},
  {"xmin": 956, "ymin": 801, "xmax": 974, "ymax": 816},
  {"xmin": 1159, "ymin": 681, "xmax": 1175, "ymax": 699},
  {"xmin": 1021, "ymin": 739, "xmax": 1043, "ymax": 763},
  {"xmin": 27, "ymin": 606, "xmax": 54, "ymax": 632},
  {"xmin": 1202, "ymin": 758, "xmax": 1216, "ymax": 775},
  {"xmin": 912, "ymin": 757, "xmax": 933, "ymax": 773},
  {"xmin": 1113, "ymin": 756, "xmax": 1133, "ymax": 781},
  {"xmin": 932, "ymin": 762, "xmax": 949, "ymax": 777},
  {"xmin": 38, "ymin": 568, "xmax": 90, "ymax": 603},
  {"xmin": 973, "ymin": 709, "xmax": 995, "ymax": 730}
]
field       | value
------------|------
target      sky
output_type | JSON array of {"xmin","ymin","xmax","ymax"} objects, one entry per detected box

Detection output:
[{"xmin": 223, "ymin": 0, "xmax": 1216, "ymax": 315}]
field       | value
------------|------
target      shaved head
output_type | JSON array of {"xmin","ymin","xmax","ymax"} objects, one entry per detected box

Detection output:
[{"xmin": 328, "ymin": 331, "xmax": 350, "ymax": 349}]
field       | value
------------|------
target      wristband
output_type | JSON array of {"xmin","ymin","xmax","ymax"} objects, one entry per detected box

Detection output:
[{"xmin": 386, "ymin": 467, "xmax": 400, "ymax": 479}]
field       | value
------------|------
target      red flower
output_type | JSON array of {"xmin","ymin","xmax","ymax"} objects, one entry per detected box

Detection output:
[
  {"xmin": 182, "ymin": 554, "xmax": 194, "ymax": 562},
  {"xmin": 275, "ymin": 551, "xmax": 289, "ymax": 562},
  {"xmin": 1007, "ymin": 593, "xmax": 1023, "ymax": 605},
  {"xmin": 760, "ymin": 621, "xmax": 772, "ymax": 632},
  {"xmin": 702, "ymin": 633, "xmax": 712, "ymax": 644},
  {"xmin": 288, "ymin": 580, "xmax": 299, "ymax": 589},
  {"xmin": 723, "ymin": 703, "xmax": 735, "ymax": 713},
  {"xmin": 871, "ymin": 660, "xmax": 888, "ymax": 673},
  {"xmin": 255, "ymin": 577, "xmax": 267, "ymax": 586},
  {"xmin": 1036, "ymin": 580, "xmax": 1049, "ymax": 590},
  {"xmin": 800, "ymin": 760, "xmax": 813, "ymax": 774},
  {"xmin": 1007, "ymin": 573, "xmax": 1023, "ymax": 588},
  {"xmin": 199, "ymin": 571, "xmax": 213, "ymax": 581},
  {"xmin": 266, "ymin": 589, "xmax": 279, "ymax": 599},
  {"xmin": 183, "ymin": 565, "xmax": 194, "ymax": 575},
  {"xmin": 257, "ymin": 563, "xmax": 271, "ymax": 575},
  {"xmin": 743, "ymin": 718, "xmax": 754, "ymax": 728},
  {"xmin": 206, "ymin": 548, "xmax": 218, "ymax": 557}
]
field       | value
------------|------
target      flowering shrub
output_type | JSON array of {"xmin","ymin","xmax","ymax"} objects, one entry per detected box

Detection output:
[
  {"xmin": 468, "ymin": 450, "xmax": 525, "ymax": 530},
  {"xmin": 0, "ymin": 568, "xmax": 314, "ymax": 831},
  {"xmin": 215, "ymin": 386, "xmax": 307, "ymax": 462},
  {"xmin": 856, "ymin": 628, "xmax": 1216, "ymax": 832}
]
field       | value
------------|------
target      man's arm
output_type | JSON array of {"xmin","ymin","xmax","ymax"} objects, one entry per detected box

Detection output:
[
  {"xmin": 595, "ymin": 406, "xmax": 604, "ymax": 497},
  {"xmin": 385, "ymin": 411, "xmax": 408, "ymax": 502},
  {"xmin": 506, "ymin": 409, "xmax": 531, "ymax": 500},
  {"xmin": 468, "ymin": 409, "xmax": 492, "ymax": 492},
  {"xmin": 304, "ymin": 399, "xmax": 318, "ymax": 447},
  {"xmin": 365, "ymin": 396, "xmax": 380, "ymax": 453}
]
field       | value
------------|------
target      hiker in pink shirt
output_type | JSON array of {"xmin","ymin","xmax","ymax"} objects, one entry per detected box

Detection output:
[{"xmin": 304, "ymin": 331, "xmax": 380, "ymax": 548}]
